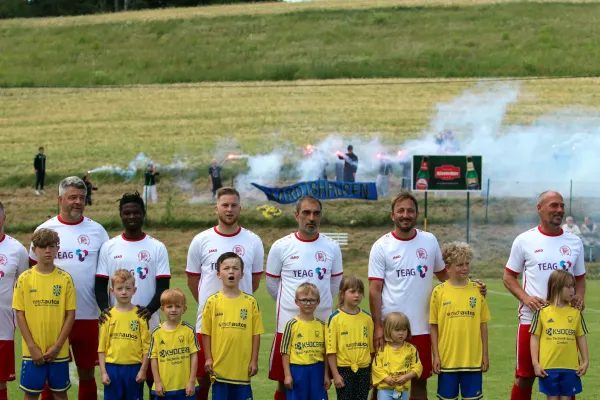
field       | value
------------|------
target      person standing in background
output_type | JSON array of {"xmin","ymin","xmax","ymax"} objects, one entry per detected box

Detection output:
[
  {"xmin": 82, "ymin": 174, "xmax": 98, "ymax": 206},
  {"xmin": 208, "ymin": 158, "xmax": 228, "ymax": 200},
  {"xmin": 143, "ymin": 163, "xmax": 159, "ymax": 205},
  {"xmin": 34, "ymin": 146, "xmax": 46, "ymax": 196},
  {"xmin": 338, "ymin": 145, "xmax": 358, "ymax": 182},
  {"xmin": 376, "ymin": 154, "xmax": 393, "ymax": 198}
]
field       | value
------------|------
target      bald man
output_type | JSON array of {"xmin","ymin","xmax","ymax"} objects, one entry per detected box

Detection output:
[{"xmin": 504, "ymin": 191, "xmax": 586, "ymax": 400}]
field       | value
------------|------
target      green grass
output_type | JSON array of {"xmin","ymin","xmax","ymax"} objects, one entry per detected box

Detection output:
[
  {"xmin": 7, "ymin": 278, "xmax": 600, "ymax": 399},
  {"xmin": 2, "ymin": 3, "xmax": 600, "ymax": 87}
]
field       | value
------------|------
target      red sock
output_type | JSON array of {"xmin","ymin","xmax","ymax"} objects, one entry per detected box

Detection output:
[
  {"xmin": 510, "ymin": 383, "xmax": 532, "ymax": 400},
  {"xmin": 196, "ymin": 386, "xmax": 209, "ymax": 400},
  {"xmin": 40, "ymin": 384, "xmax": 53, "ymax": 400},
  {"xmin": 274, "ymin": 390, "xmax": 286, "ymax": 400},
  {"xmin": 78, "ymin": 378, "xmax": 97, "ymax": 400},
  {"xmin": 0, "ymin": 387, "xmax": 7, "ymax": 400}
]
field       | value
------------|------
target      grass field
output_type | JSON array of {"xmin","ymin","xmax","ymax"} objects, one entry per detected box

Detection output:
[
  {"xmin": 2, "ymin": 3, "xmax": 600, "ymax": 86},
  {"xmin": 6, "ymin": 278, "xmax": 600, "ymax": 399}
]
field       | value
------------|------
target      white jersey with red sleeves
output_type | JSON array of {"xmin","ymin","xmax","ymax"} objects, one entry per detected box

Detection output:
[
  {"xmin": 96, "ymin": 233, "xmax": 171, "ymax": 329},
  {"xmin": 368, "ymin": 229, "xmax": 445, "ymax": 336},
  {"xmin": 266, "ymin": 233, "xmax": 343, "ymax": 333},
  {"xmin": 506, "ymin": 226, "xmax": 585, "ymax": 324},
  {"xmin": 186, "ymin": 226, "xmax": 264, "ymax": 332},
  {"xmin": 29, "ymin": 216, "xmax": 109, "ymax": 320},
  {"xmin": 0, "ymin": 234, "xmax": 29, "ymax": 340}
]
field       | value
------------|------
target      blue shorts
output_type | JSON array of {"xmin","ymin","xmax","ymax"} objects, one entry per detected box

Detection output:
[
  {"xmin": 286, "ymin": 362, "xmax": 327, "ymax": 400},
  {"xmin": 437, "ymin": 371, "xmax": 482, "ymax": 400},
  {"xmin": 104, "ymin": 363, "xmax": 144, "ymax": 400},
  {"xmin": 212, "ymin": 381, "xmax": 253, "ymax": 400},
  {"xmin": 19, "ymin": 360, "xmax": 70, "ymax": 395},
  {"xmin": 151, "ymin": 387, "xmax": 198, "ymax": 399},
  {"xmin": 539, "ymin": 369, "xmax": 582, "ymax": 397}
]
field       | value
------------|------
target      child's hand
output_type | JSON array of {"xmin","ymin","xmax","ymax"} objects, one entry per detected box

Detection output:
[
  {"xmin": 43, "ymin": 344, "xmax": 60, "ymax": 363},
  {"xmin": 248, "ymin": 361, "xmax": 259, "ymax": 377},
  {"xmin": 185, "ymin": 381, "xmax": 195, "ymax": 396},
  {"xmin": 135, "ymin": 368, "xmax": 146, "ymax": 383},
  {"xmin": 284, "ymin": 375, "xmax": 293, "ymax": 390},
  {"xmin": 29, "ymin": 345, "xmax": 45, "ymax": 366},
  {"xmin": 324, "ymin": 375, "xmax": 331, "ymax": 390},
  {"xmin": 154, "ymin": 381, "xmax": 165, "ymax": 397},
  {"xmin": 101, "ymin": 372, "xmax": 111, "ymax": 386},
  {"xmin": 333, "ymin": 374, "xmax": 345, "ymax": 389},
  {"xmin": 482, "ymin": 355, "xmax": 490, "ymax": 373},
  {"xmin": 396, "ymin": 374, "xmax": 410, "ymax": 385},
  {"xmin": 204, "ymin": 358, "xmax": 214, "ymax": 374},
  {"xmin": 433, "ymin": 356, "xmax": 441, "ymax": 374},
  {"xmin": 577, "ymin": 361, "xmax": 589, "ymax": 377},
  {"xmin": 533, "ymin": 364, "xmax": 548, "ymax": 378}
]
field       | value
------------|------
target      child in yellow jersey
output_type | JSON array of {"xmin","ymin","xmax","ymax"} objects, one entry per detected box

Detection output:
[
  {"xmin": 430, "ymin": 242, "xmax": 490, "ymax": 400},
  {"xmin": 327, "ymin": 275, "xmax": 374, "ymax": 400},
  {"xmin": 13, "ymin": 229, "xmax": 76, "ymax": 400},
  {"xmin": 98, "ymin": 269, "xmax": 150, "ymax": 400},
  {"xmin": 530, "ymin": 270, "xmax": 589, "ymax": 399},
  {"xmin": 149, "ymin": 288, "xmax": 199, "ymax": 399},
  {"xmin": 281, "ymin": 283, "xmax": 331, "ymax": 400},
  {"xmin": 201, "ymin": 252, "xmax": 264, "ymax": 400},
  {"xmin": 372, "ymin": 312, "xmax": 423, "ymax": 400}
]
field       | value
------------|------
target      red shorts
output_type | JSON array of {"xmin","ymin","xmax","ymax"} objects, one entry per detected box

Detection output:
[
  {"xmin": 69, "ymin": 319, "xmax": 99, "ymax": 368},
  {"xmin": 0, "ymin": 340, "xmax": 16, "ymax": 381},
  {"xmin": 408, "ymin": 334, "xmax": 433, "ymax": 380},
  {"xmin": 516, "ymin": 323, "xmax": 535, "ymax": 378},
  {"xmin": 195, "ymin": 333, "xmax": 207, "ymax": 378},
  {"xmin": 268, "ymin": 332, "xmax": 285, "ymax": 382}
]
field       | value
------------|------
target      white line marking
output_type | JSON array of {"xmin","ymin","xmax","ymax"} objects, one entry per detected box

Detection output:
[{"xmin": 488, "ymin": 290, "xmax": 600, "ymax": 313}]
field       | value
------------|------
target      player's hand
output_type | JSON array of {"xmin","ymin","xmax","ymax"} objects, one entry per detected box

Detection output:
[
  {"xmin": 98, "ymin": 307, "xmax": 112, "ymax": 324},
  {"xmin": 373, "ymin": 323, "xmax": 384, "ymax": 351},
  {"xmin": 248, "ymin": 361, "xmax": 259, "ymax": 377},
  {"xmin": 333, "ymin": 374, "xmax": 345, "ymax": 389},
  {"xmin": 43, "ymin": 344, "xmax": 60, "ymax": 363},
  {"xmin": 433, "ymin": 357, "xmax": 441, "ymax": 374},
  {"xmin": 382, "ymin": 376, "xmax": 395, "ymax": 386},
  {"xmin": 533, "ymin": 364, "xmax": 548, "ymax": 378},
  {"xmin": 29, "ymin": 345, "xmax": 45, "ymax": 365},
  {"xmin": 473, "ymin": 279, "xmax": 487, "ymax": 297},
  {"xmin": 204, "ymin": 358, "xmax": 214, "ymax": 374},
  {"xmin": 482, "ymin": 355, "xmax": 489, "ymax": 373},
  {"xmin": 135, "ymin": 368, "xmax": 146, "ymax": 383},
  {"xmin": 577, "ymin": 361, "xmax": 589, "ymax": 376},
  {"xmin": 284, "ymin": 375, "xmax": 293, "ymax": 390},
  {"xmin": 136, "ymin": 305, "xmax": 152, "ymax": 321},
  {"xmin": 101, "ymin": 372, "xmax": 111, "ymax": 386},
  {"xmin": 185, "ymin": 381, "xmax": 195, "ymax": 396},
  {"xmin": 571, "ymin": 295, "xmax": 585, "ymax": 311},
  {"xmin": 396, "ymin": 374, "xmax": 411, "ymax": 385},
  {"xmin": 323, "ymin": 375, "xmax": 331, "ymax": 390},
  {"xmin": 154, "ymin": 381, "xmax": 165, "ymax": 397},
  {"xmin": 523, "ymin": 295, "xmax": 546, "ymax": 312}
]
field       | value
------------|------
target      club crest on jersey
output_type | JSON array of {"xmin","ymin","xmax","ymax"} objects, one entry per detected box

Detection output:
[
  {"xmin": 75, "ymin": 249, "xmax": 88, "ymax": 262},
  {"xmin": 315, "ymin": 251, "xmax": 327, "ymax": 263},
  {"xmin": 416, "ymin": 265, "xmax": 428, "ymax": 278},
  {"xmin": 77, "ymin": 235, "xmax": 90, "ymax": 246},
  {"xmin": 405, "ymin": 356, "xmax": 411, "ymax": 368},
  {"xmin": 134, "ymin": 266, "xmax": 149, "ymax": 280},
  {"xmin": 416, "ymin": 248, "xmax": 428, "ymax": 259},
  {"xmin": 130, "ymin": 320, "xmax": 139, "ymax": 332},
  {"xmin": 240, "ymin": 308, "xmax": 248, "ymax": 320},
  {"xmin": 559, "ymin": 260, "xmax": 572, "ymax": 270},
  {"xmin": 178, "ymin": 335, "xmax": 185, "ymax": 343},
  {"xmin": 559, "ymin": 245, "xmax": 571, "ymax": 256},
  {"xmin": 363, "ymin": 327, "xmax": 368, "ymax": 337},
  {"xmin": 469, "ymin": 297, "xmax": 477, "ymax": 309},
  {"xmin": 53, "ymin": 285, "xmax": 61, "ymax": 296},
  {"xmin": 568, "ymin": 316, "xmax": 573, "ymax": 323},
  {"xmin": 315, "ymin": 267, "xmax": 327, "ymax": 280},
  {"xmin": 233, "ymin": 245, "xmax": 245, "ymax": 257},
  {"xmin": 0, "ymin": 270, "xmax": 5, "ymax": 282},
  {"xmin": 138, "ymin": 250, "xmax": 151, "ymax": 262},
  {"xmin": 315, "ymin": 330, "xmax": 320, "ymax": 337},
  {"xmin": 0, "ymin": 254, "xmax": 7, "ymax": 266}
]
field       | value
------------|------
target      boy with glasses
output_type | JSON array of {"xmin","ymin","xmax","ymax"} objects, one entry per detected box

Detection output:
[{"xmin": 281, "ymin": 283, "xmax": 331, "ymax": 400}]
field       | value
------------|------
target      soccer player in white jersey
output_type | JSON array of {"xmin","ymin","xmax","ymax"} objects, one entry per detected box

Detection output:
[
  {"xmin": 185, "ymin": 187, "xmax": 264, "ymax": 400},
  {"xmin": 266, "ymin": 195, "xmax": 344, "ymax": 400},
  {"xmin": 0, "ymin": 202, "xmax": 28, "ymax": 400},
  {"xmin": 95, "ymin": 191, "xmax": 171, "ymax": 400},
  {"xmin": 504, "ymin": 190, "xmax": 586, "ymax": 400},
  {"xmin": 29, "ymin": 176, "xmax": 109, "ymax": 400}
]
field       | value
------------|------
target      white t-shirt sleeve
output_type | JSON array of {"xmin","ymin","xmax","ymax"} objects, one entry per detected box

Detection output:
[
  {"xmin": 29, "ymin": 241, "xmax": 37, "ymax": 263},
  {"xmin": 266, "ymin": 242, "xmax": 282, "ymax": 278},
  {"xmin": 331, "ymin": 243, "xmax": 343, "ymax": 277},
  {"xmin": 17, "ymin": 244, "xmax": 29, "ymax": 276},
  {"xmin": 252, "ymin": 237, "xmax": 265, "ymax": 275},
  {"xmin": 573, "ymin": 240, "xmax": 586, "ymax": 277},
  {"xmin": 185, "ymin": 236, "xmax": 202, "ymax": 276},
  {"xmin": 506, "ymin": 237, "xmax": 525, "ymax": 274},
  {"xmin": 156, "ymin": 243, "xmax": 171, "ymax": 278},
  {"xmin": 368, "ymin": 242, "xmax": 386, "ymax": 280},
  {"xmin": 433, "ymin": 239, "xmax": 445, "ymax": 273},
  {"xmin": 96, "ymin": 242, "xmax": 110, "ymax": 278},
  {"xmin": 100, "ymin": 227, "xmax": 110, "ymax": 244}
]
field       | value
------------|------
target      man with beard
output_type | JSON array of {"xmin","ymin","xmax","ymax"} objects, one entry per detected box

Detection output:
[
  {"xmin": 504, "ymin": 191, "xmax": 586, "ymax": 400},
  {"xmin": 95, "ymin": 191, "xmax": 171, "ymax": 400},
  {"xmin": 186, "ymin": 187, "xmax": 264, "ymax": 400},
  {"xmin": 29, "ymin": 176, "xmax": 109, "ymax": 400},
  {"xmin": 266, "ymin": 195, "xmax": 343, "ymax": 400}
]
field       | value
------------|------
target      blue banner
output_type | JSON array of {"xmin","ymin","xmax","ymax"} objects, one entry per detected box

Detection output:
[{"xmin": 251, "ymin": 180, "xmax": 378, "ymax": 204}]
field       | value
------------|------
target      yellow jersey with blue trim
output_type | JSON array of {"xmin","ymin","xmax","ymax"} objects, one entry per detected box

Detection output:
[
  {"xmin": 98, "ymin": 307, "xmax": 150, "ymax": 364},
  {"xmin": 12, "ymin": 267, "xmax": 76, "ymax": 362},
  {"xmin": 372, "ymin": 342, "xmax": 423, "ymax": 392},
  {"xmin": 149, "ymin": 321, "xmax": 200, "ymax": 393},
  {"xmin": 281, "ymin": 317, "xmax": 326, "ymax": 365},
  {"xmin": 326, "ymin": 308, "xmax": 374, "ymax": 372},
  {"xmin": 201, "ymin": 291, "xmax": 264, "ymax": 385},
  {"xmin": 530, "ymin": 304, "xmax": 588, "ymax": 370},
  {"xmin": 429, "ymin": 281, "xmax": 490, "ymax": 372}
]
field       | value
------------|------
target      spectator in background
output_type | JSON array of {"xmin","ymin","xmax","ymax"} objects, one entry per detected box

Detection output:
[
  {"xmin": 82, "ymin": 173, "xmax": 98, "ymax": 206},
  {"xmin": 376, "ymin": 154, "xmax": 393, "ymax": 198},
  {"xmin": 143, "ymin": 163, "xmax": 160, "ymax": 204},
  {"xmin": 208, "ymin": 158, "xmax": 228, "ymax": 200},
  {"xmin": 581, "ymin": 216, "xmax": 599, "ymax": 261},
  {"xmin": 562, "ymin": 216, "xmax": 582, "ymax": 237},
  {"xmin": 338, "ymin": 145, "xmax": 358, "ymax": 182},
  {"xmin": 34, "ymin": 146, "xmax": 46, "ymax": 195}
]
